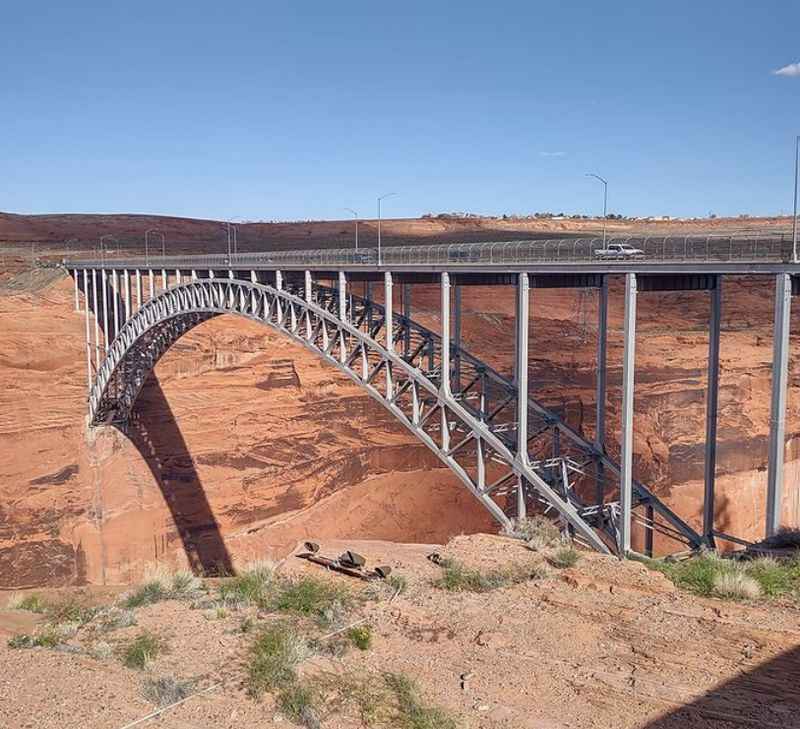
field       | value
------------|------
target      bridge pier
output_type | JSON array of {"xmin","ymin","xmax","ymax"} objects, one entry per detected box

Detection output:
[
  {"xmin": 702, "ymin": 276, "xmax": 722, "ymax": 547},
  {"xmin": 82, "ymin": 270, "xmax": 92, "ymax": 388},
  {"xmin": 619, "ymin": 273, "xmax": 637, "ymax": 555},
  {"xmin": 515, "ymin": 273, "xmax": 530, "ymax": 520},
  {"xmin": 123, "ymin": 270, "xmax": 131, "ymax": 321},
  {"xmin": 73, "ymin": 271, "xmax": 80, "ymax": 312},
  {"xmin": 595, "ymin": 275, "xmax": 608, "ymax": 506},
  {"xmin": 112, "ymin": 270, "xmax": 120, "ymax": 340},
  {"xmin": 453, "ymin": 284, "xmax": 462, "ymax": 392},
  {"xmin": 403, "ymin": 283, "xmax": 411, "ymax": 359},
  {"xmin": 148, "ymin": 269, "xmax": 155, "ymax": 299},
  {"xmin": 767, "ymin": 273, "xmax": 792, "ymax": 537},
  {"xmin": 135, "ymin": 269, "xmax": 143, "ymax": 310}
]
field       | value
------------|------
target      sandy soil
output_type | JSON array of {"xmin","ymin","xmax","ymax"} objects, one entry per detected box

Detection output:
[{"xmin": 0, "ymin": 534, "xmax": 798, "ymax": 729}]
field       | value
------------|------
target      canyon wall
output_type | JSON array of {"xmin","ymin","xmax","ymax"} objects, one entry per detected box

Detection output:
[{"xmin": 0, "ymin": 272, "xmax": 798, "ymax": 587}]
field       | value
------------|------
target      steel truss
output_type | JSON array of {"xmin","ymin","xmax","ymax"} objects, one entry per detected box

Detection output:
[{"xmin": 89, "ymin": 276, "xmax": 703, "ymax": 556}]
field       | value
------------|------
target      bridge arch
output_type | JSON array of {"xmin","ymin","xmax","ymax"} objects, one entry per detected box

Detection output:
[{"xmin": 89, "ymin": 276, "xmax": 621, "ymax": 553}]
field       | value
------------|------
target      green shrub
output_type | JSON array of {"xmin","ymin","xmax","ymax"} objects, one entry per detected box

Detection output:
[
  {"xmin": 745, "ymin": 557, "xmax": 797, "ymax": 597},
  {"xmin": 121, "ymin": 631, "xmax": 165, "ymax": 670},
  {"xmin": 346, "ymin": 625, "xmax": 372, "ymax": 651},
  {"xmin": 432, "ymin": 558, "xmax": 545, "ymax": 593},
  {"xmin": 274, "ymin": 577, "xmax": 350, "ymax": 623}
]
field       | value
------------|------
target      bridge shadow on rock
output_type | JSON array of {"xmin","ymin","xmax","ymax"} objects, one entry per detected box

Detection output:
[
  {"xmin": 642, "ymin": 644, "xmax": 800, "ymax": 728},
  {"xmin": 124, "ymin": 373, "xmax": 234, "ymax": 577}
]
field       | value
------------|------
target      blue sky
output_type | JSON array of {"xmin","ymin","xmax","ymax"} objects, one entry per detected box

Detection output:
[{"xmin": 1, "ymin": 1, "xmax": 798, "ymax": 220}]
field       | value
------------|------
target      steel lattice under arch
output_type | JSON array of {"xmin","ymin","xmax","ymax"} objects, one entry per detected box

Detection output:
[{"xmin": 87, "ymin": 275, "xmax": 704, "ymax": 557}]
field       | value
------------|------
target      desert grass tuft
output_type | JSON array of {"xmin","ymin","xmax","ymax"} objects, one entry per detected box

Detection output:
[
  {"xmin": 6, "ymin": 593, "xmax": 47, "ymax": 613},
  {"xmin": 218, "ymin": 560, "xmax": 275, "ymax": 608},
  {"xmin": 7, "ymin": 626, "xmax": 64, "ymax": 649},
  {"xmin": 142, "ymin": 674, "xmax": 195, "ymax": 707},
  {"xmin": 273, "ymin": 577, "xmax": 350, "ymax": 625},
  {"xmin": 383, "ymin": 672, "xmax": 458, "ymax": 729},
  {"xmin": 246, "ymin": 623, "xmax": 309, "ymax": 699},
  {"xmin": 121, "ymin": 631, "xmax": 166, "ymax": 670},
  {"xmin": 548, "ymin": 546, "xmax": 580, "ymax": 569},
  {"xmin": 123, "ymin": 581, "xmax": 167, "ymax": 609},
  {"xmin": 647, "ymin": 552, "xmax": 800, "ymax": 602},
  {"xmin": 432, "ymin": 558, "xmax": 546, "ymax": 593},
  {"xmin": 277, "ymin": 682, "xmax": 322, "ymax": 728},
  {"xmin": 509, "ymin": 515, "xmax": 562, "ymax": 552},
  {"xmin": 713, "ymin": 569, "xmax": 762, "ymax": 600}
]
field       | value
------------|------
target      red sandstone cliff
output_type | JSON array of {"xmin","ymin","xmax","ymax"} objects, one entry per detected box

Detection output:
[{"xmin": 1, "ymin": 265, "xmax": 799, "ymax": 587}]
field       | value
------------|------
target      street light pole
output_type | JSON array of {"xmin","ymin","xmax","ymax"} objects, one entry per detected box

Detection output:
[
  {"xmin": 586, "ymin": 173, "xmax": 609, "ymax": 246},
  {"xmin": 344, "ymin": 208, "xmax": 359, "ymax": 250},
  {"xmin": 377, "ymin": 192, "xmax": 397, "ymax": 266},
  {"xmin": 792, "ymin": 135, "xmax": 799, "ymax": 263}
]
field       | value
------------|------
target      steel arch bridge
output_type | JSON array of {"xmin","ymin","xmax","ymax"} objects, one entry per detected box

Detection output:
[{"xmin": 86, "ymin": 273, "xmax": 703, "ymax": 557}]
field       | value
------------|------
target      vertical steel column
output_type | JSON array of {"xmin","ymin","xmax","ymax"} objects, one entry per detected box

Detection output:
[
  {"xmin": 101, "ymin": 269, "xmax": 109, "ymax": 353},
  {"xmin": 619, "ymin": 273, "xmax": 638, "ymax": 556},
  {"xmin": 191, "ymin": 269, "xmax": 197, "ymax": 281},
  {"xmin": 385, "ymin": 272, "xmax": 394, "ymax": 398},
  {"xmin": 338, "ymin": 271, "xmax": 347, "ymax": 322},
  {"xmin": 276, "ymin": 270, "xmax": 283, "ymax": 290},
  {"xmin": 73, "ymin": 271, "xmax": 80, "ymax": 311},
  {"xmin": 595, "ymin": 275, "xmax": 608, "ymax": 505},
  {"xmin": 516, "ymin": 273, "xmax": 530, "ymax": 520},
  {"xmin": 305, "ymin": 270, "xmax": 313, "ymax": 338},
  {"xmin": 338, "ymin": 271, "xmax": 347, "ymax": 362},
  {"xmin": 365, "ymin": 281, "xmax": 373, "ymax": 332},
  {"xmin": 135, "ymin": 269, "xmax": 143, "ymax": 311},
  {"xmin": 440, "ymin": 272, "xmax": 451, "ymax": 451},
  {"xmin": 148, "ymin": 270, "xmax": 155, "ymax": 299},
  {"xmin": 440, "ymin": 273, "xmax": 451, "ymax": 395},
  {"xmin": 702, "ymin": 276, "xmax": 722, "ymax": 546},
  {"xmin": 767, "ymin": 273, "xmax": 792, "ymax": 537},
  {"xmin": 123, "ymin": 270, "xmax": 131, "ymax": 323},
  {"xmin": 176, "ymin": 269, "xmax": 182, "ymax": 285},
  {"xmin": 83, "ymin": 270, "xmax": 92, "ymax": 388},
  {"xmin": 402, "ymin": 283, "xmax": 411, "ymax": 358},
  {"xmin": 453, "ymin": 283, "xmax": 462, "ymax": 392},
  {"xmin": 111, "ymin": 269, "xmax": 119, "ymax": 341},
  {"xmin": 91, "ymin": 269, "xmax": 100, "ymax": 368},
  {"xmin": 161, "ymin": 268, "xmax": 167, "ymax": 290}
]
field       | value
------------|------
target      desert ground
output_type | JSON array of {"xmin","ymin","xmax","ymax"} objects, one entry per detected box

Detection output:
[{"xmin": 1, "ymin": 534, "xmax": 799, "ymax": 729}]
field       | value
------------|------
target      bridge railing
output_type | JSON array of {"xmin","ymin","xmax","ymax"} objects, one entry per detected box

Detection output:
[{"xmin": 64, "ymin": 233, "xmax": 792, "ymax": 269}]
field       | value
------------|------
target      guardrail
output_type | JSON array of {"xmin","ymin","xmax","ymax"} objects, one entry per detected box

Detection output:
[{"xmin": 63, "ymin": 234, "xmax": 794, "ymax": 269}]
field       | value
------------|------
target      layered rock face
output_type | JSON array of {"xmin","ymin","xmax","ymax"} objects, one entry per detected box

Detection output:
[{"xmin": 0, "ymin": 273, "xmax": 798, "ymax": 587}]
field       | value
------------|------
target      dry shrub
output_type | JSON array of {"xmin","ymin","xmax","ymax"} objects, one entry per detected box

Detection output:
[{"xmin": 713, "ymin": 569, "xmax": 762, "ymax": 600}]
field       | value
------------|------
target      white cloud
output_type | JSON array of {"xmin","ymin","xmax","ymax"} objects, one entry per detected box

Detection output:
[
  {"xmin": 773, "ymin": 62, "xmax": 800, "ymax": 77},
  {"xmin": 540, "ymin": 151, "xmax": 566, "ymax": 158}
]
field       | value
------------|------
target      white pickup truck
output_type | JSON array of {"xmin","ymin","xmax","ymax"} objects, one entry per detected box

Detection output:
[{"xmin": 593, "ymin": 242, "xmax": 645, "ymax": 259}]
